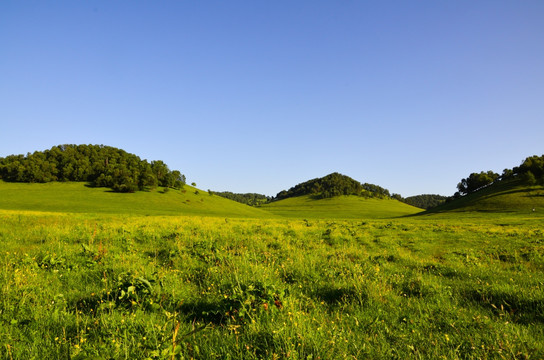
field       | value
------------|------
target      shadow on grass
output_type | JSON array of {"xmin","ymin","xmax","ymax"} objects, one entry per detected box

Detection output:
[
  {"xmin": 392, "ymin": 278, "xmax": 435, "ymax": 298},
  {"xmin": 404, "ymin": 208, "xmax": 518, "ymax": 218},
  {"xmin": 313, "ymin": 285, "xmax": 368, "ymax": 307},
  {"xmin": 485, "ymin": 187, "xmax": 536, "ymax": 197},
  {"xmin": 421, "ymin": 264, "xmax": 469, "ymax": 280},
  {"xmin": 178, "ymin": 299, "xmax": 233, "ymax": 325},
  {"xmin": 524, "ymin": 193, "xmax": 544, "ymax": 198},
  {"xmin": 459, "ymin": 288, "xmax": 544, "ymax": 325},
  {"xmin": 179, "ymin": 281, "xmax": 286, "ymax": 325},
  {"xmin": 404, "ymin": 181, "xmax": 544, "ymax": 217},
  {"xmin": 83, "ymin": 183, "xmax": 115, "ymax": 192}
]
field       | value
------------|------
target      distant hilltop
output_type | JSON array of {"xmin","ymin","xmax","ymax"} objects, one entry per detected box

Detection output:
[{"xmin": 274, "ymin": 172, "xmax": 393, "ymax": 200}]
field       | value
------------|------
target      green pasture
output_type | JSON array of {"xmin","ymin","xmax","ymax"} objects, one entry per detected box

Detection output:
[
  {"xmin": 1, "ymin": 210, "xmax": 543, "ymax": 359},
  {"xmin": 1, "ymin": 181, "xmax": 543, "ymax": 358},
  {"xmin": 3, "ymin": 180, "xmax": 541, "ymax": 220},
  {"xmin": 0, "ymin": 181, "xmax": 272, "ymax": 218},
  {"xmin": 0, "ymin": 181, "xmax": 422, "ymax": 219},
  {"xmin": 259, "ymin": 195, "xmax": 421, "ymax": 219},
  {"xmin": 429, "ymin": 181, "xmax": 544, "ymax": 215}
]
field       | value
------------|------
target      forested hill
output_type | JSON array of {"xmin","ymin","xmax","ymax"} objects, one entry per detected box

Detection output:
[
  {"xmin": 404, "ymin": 194, "xmax": 447, "ymax": 209},
  {"xmin": 211, "ymin": 191, "xmax": 271, "ymax": 206},
  {"xmin": 449, "ymin": 154, "xmax": 544, "ymax": 199},
  {"xmin": 0, "ymin": 144, "xmax": 186, "ymax": 193},
  {"xmin": 274, "ymin": 172, "xmax": 392, "ymax": 200}
]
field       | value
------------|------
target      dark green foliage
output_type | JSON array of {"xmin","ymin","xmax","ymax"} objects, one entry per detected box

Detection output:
[
  {"xmin": 453, "ymin": 154, "xmax": 544, "ymax": 197},
  {"xmin": 274, "ymin": 172, "xmax": 392, "ymax": 200},
  {"xmin": 0, "ymin": 144, "xmax": 185, "ymax": 193},
  {"xmin": 212, "ymin": 191, "xmax": 272, "ymax": 206},
  {"xmin": 457, "ymin": 171, "xmax": 499, "ymax": 196},
  {"xmin": 501, "ymin": 168, "xmax": 514, "ymax": 180},
  {"xmin": 513, "ymin": 155, "xmax": 544, "ymax": 186},
  {"xmin": 361, "ymin": 182, "xmax": 391, "ymax": 198},
  {"xmin": 515, "ymin": 155, "xmax": 544, "ymax": 180},
  {"xmin": 180, "ymin": 281, "xmax": 286, "ymax": 325},
  {"xmin": 524, "ymin": 171, "xmax": 538, "ymax": 185},
  {"xmin": 113, "ymin": 272, "xmax": 157, "ymax": 308},
  {"xmin": 313, "ymin": 285, "xmax": 368, "ymax": 306},
  {"xmin": 404, "ymin": 194, "xmax": 447, "ymax": 209}
]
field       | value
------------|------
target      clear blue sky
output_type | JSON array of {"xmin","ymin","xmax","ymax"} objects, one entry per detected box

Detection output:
[{"xmin": 1, "ymin": 1, "xmax": 543, "ymax": 197}]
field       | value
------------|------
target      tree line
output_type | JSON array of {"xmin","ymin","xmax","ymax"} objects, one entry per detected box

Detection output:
[
  {"xmin": 453, "ymin": 154, "xmax": 544, "ymax": 198},
  {"xmin": 403, "ymin": 194, "xmax": 447, "ymax": 209},
  {"xmin": 211, "ymin": 191, "xmax": 272, "ymax": 206},
  {"xmin": 0, "ymin": 144, "xmax": 186, "ymax": 193}
]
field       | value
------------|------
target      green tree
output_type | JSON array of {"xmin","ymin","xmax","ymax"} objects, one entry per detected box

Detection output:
[
  {"xmin": 457, "ymin": 171, "xmax": 499, "ymax": 196},
  {"xmin": 0, "ymin": 144, "xmax": 186, "ymax": 193},
  {"xmin": 524, "ymin": 171, "xmax": 537, "ymax": 185}
]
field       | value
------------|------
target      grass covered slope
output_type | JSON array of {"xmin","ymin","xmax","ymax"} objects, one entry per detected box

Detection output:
[
  {"xmin": 0, "ymin": 181, "xmax": 274, "ymax": 218},
  {"xmin": 428, "ymin": 180, "xmax": 544, "ymax": 215},
  {"xmin": 260, "ymin": 194, "xmax": 421, "ymax": 219}
]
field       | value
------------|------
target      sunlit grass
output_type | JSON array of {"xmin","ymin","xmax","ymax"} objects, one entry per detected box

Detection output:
[
  {"xmin": 1, "ymin": 210, "xmax": 542, "ymax": 359},
  {"xmin": 0, "ymin": 181, "xmax": 274, "ymax": 218},
  {"xmin": 260, "ymin": 194, "xmax": 421, "ymax": 219},
  {"xmin": 429, "ymin": 180, "xmax": 544, "ymax": 214}
]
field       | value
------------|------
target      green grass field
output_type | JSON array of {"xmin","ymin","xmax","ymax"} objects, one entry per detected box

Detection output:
[
  {"xmin": 429, "ymin": 180, "xmax": 544, "ymax": 215},
  {"xmin": 1, "ymin": 182, "xmax": 543, "ymax": 359},
  {"xmin": 0, "ymin": 181, "xmax": 272, "ymax": 218},
  {"xmin": 0, "ymin": 181, "xmax": 422, "ymax": 219},
  {"xmin": 260, "ymin": 195, "xmax": 421, "ymax": 219}
]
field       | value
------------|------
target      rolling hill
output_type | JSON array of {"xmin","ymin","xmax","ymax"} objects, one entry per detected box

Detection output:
[
  {"xmin": 426, "ymin": 179, "xmax": 544, "ymax": 215},
  {"xmin": 260, "ymin": 194, "xmax": 421, "ymax": 219},
  {"xmin": 3, "ymin": 146, "xmax": 541, "ymax": 219},
  {"xmin": 0, "ymin": 181, "xmax": 422, "ymax": 219},
  {"xmin": 260, "ymin": 172, "xmax": 421, "ymax": 219},
  {"xmin": 0, "ymin": 181, "xmax": 274, "ymax": 218},
  {"xmin": 0, "ymin": 164, "xmax": 423, "ymax": 219}
]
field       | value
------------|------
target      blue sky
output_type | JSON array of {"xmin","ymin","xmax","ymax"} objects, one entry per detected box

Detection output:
[{"xmin": 1, "ymin": 1, "xmax": 543, "ymax": 197}]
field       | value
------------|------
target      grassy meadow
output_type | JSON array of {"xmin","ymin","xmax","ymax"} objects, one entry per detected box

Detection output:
[
  {"xmin": 429, "ymin": 180, "xmax": 544, "ymax": 215},
  {"xmin": 0, "ymin": 182, "xmax": 272, "ymax": 218},
  {"xmin": 259, "ymin": 195, "xmax": 420, "ymax": 219},
  {"xmin": 1, "ymin": 206, "xmax": 543, "ymax": 359}
]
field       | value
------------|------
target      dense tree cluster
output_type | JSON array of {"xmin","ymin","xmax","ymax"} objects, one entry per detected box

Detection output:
[
  {"xmin": 361, "ymin": 183, "xmax": 391, "ymax": 199},
  {"xmin": 456, "ymin": 171, "xmax": 499, "ymax": 196},
  {"xmin": 512, "ymin": 155, "xmax": 544, "ymax": 185},
  {"xmin": 403, "ymin": 194, "xmax": 447, "ymax": 209},
  {"xmin": 211, "ymin": 191, "xmax": 272, "ymax": 206},
  {"xmin": 274, "ymin": 172, "xmax": 393, "ymax": 200},
  {"xmin": 275, "ymin": 173, "xmax": 362, "ymax": 200},
  {"xmin": 453, "ymin": 154, "xmax": 544, "ymax": 197},
  {"xmin": 0, "ymin": 144, "xmax": 186, "ymax": 193}
]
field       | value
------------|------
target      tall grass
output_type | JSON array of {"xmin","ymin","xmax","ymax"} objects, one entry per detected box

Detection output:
[{"xmin": 1, "ymin": 210, "xmax": 543, "ymax": 359}]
